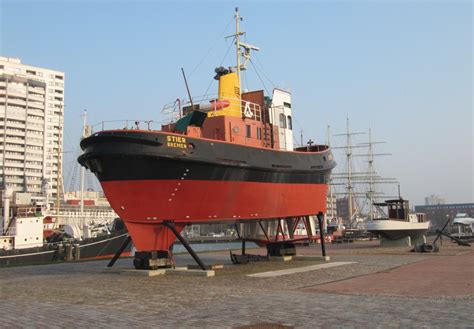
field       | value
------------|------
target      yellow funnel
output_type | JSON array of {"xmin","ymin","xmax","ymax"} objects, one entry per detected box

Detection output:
[{"xmin": 208, "ymin": 72, "xmax": 241, "ymax": 117}]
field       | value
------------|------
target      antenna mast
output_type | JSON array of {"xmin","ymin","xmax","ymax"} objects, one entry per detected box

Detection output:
[
  {"xmin": 226, "ymin": 8, "xmax": 259, "ymax": 94},
  {"xmin": 235, "ymin": 7, "xmax": 242, "ymax": 91}
]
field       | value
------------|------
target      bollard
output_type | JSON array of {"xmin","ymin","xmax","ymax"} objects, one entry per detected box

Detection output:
[
  {"xmin": 74, "ymin": 244, "xmax": 81, "ymax": 261},
  {"xmin": 66, "ymin": 244, "xmax": 73, "ymax": 261}
]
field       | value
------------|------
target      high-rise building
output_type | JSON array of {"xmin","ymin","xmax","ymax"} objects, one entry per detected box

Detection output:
[
  {"xmin": 326, "ymin": 194, "xmax": 337, "ymax": 221},
  {"xmin": 424, "ymin": 194, "xmax": 446, "ymax": 206},
  {"xmin": 0, "ymin": 56, "xmax": 64, "ymax": 202}
]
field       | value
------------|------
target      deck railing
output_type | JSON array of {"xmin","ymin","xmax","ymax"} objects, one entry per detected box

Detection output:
[
  {"xmin": 161, "ymin": 94, "xmax": 262, "ymax": 122},
  {"xmin": 90, "ymin": 119, "xmax": 164, "ymax": 134},
  {"xmin": 90, "ymin": 95, "xmax": 262, "ymax": 134}
]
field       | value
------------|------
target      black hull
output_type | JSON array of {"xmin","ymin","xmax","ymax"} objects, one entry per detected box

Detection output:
[
  {"xmin": 78, "ymin": 232, "xmax": 131, "ymax": 259},
  {"xmin": 0, "ymin": 231, "xmax": 130, "ymax": 267},
  {"xmin": 78, "ymin": 130, "xmax": 336, "ymax": 184}
]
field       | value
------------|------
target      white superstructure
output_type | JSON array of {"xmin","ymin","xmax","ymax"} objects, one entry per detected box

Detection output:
[
  {"xmin": 269, "ymin": 88, "xmax": 293, "ymax": 151},
  {"xmin": 0, "ymin": 56, "xmax": 65, "ymax": 202}
]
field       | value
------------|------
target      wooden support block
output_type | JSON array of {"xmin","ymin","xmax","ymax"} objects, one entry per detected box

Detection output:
[
  {"xmin": 165, "ymin": 268, "xmax": 215, "ymax": 277},
  {"xmin": 119, "ymin": 269, "xmax": 167, "ymax": 277},
  {"xmin": 269, "ymin": 256, "xmax": 293, "ymax": 262},
  {"xmin": 187, "ymin": 264, "xmax": 224, "ymax": 270},
  {"xmin": 294, "ymin": 255, "xmax": 331, "ymax": 261}
]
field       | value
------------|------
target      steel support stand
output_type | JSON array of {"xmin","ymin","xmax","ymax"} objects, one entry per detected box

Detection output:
[
  {"xmin": 304, "ymin": 216, "xmax": 313, "ymax": 238},
  {"xmin": 107, "ymin": 235, "xmax": 132, "ymax": 268},
  {"xmin": 234, "ymin": 223, "xmax": 241, "ymax": 239},
  {"xmin": 258, "ymin": 221, "xmax": 270, "ymax": 241},
  {"xmin": 163, "ymin": 221, "xmax": 207, "ymax": 271},
  {"xmin": 317, "ymin": 212, "xmax": 327, "ymax": 257},
  {"xmin": 275, "ymin": 220, "xmax": 285, "ymax": 242}
]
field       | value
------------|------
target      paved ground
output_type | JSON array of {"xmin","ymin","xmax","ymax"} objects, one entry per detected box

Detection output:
[
  {"xmin": 310, "ymin": 250, "xmax": 474, "ymax": 297},
  {"xmin": 0, "ymin": 241, "xmax": 472, "ymax": 328}
]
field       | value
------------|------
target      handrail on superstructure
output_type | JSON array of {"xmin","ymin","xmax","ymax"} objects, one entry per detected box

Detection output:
[
  {"xmin": 161, "ymin": 94, "xmax": 262, "ymax": 122},
  {"xmin": 90, "ymin": 95, "xmax": 263, "ymax": 134}
]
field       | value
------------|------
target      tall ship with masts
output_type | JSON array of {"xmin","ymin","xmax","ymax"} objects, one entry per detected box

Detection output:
[
  {"xmin": 330, "ymin": 119, "xmax": 429, "ymax": 245},
  {"xmin": 78, "ymin": 8, "xmax": 336, "ymax": 269}
]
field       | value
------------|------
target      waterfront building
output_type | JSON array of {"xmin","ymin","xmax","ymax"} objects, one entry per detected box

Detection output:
[
  {"xmin": 0, "ymin": 56, "xmax": 64, "ymax": 202},
  {"xmin": 424, "ymin": 194, "xmax": 446, "ymax": 206},
  {"xmin": 414, "ymin": 203, "xmax": 474, "ymax": 229},
  {"xmin": 326, "ymin": 194, "xmax": 337, "ymax": 221}
]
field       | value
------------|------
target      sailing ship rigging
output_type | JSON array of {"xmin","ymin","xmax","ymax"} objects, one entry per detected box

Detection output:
[{"xmin": 330, "ymin": 118, "xmax": 398, "ymax": 227}]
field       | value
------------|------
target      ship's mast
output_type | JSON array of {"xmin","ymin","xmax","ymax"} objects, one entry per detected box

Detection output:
[
  {"xmin": 346, "ymin": 118, "xmax": 354, "ymax": 226},
  {"xmin": 326, "ymin": 125, "xmax": 334, "ymax": 221},
  {"xmin": 235, "ymin": 7, "xmax": 242, "ymax": 91},
  {"xmin": 55, "ymin": 105, "xmax": 63, "ymax": 224},
  {"xmin": 356, "ymin": 129, "xmax": 395, "ymax": 220},
  {"xmin": 80, "ymin": 110, "xmax": 87, "ymax": 225},
  {"xmin": 332, "ymin": 118, "xmax": 364, "ymax": 227},
  {"xmin": 367, "ymin": 128, "xmax": 375, "ymax": 220},
  {"xmin": 332, "ymin": 121, "xmax": 398, "ymax": 224},
  {"xmin": 226, "ymin": 7, "xmax": 259, "ymax": 94}
]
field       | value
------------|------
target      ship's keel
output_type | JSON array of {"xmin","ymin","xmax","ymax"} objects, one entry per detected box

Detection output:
[{"xmin": 124, "ymin": 221, "xmax": 207, "ymax": 271}]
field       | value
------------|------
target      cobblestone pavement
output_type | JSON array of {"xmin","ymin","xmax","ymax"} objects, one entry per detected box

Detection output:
[{"xmin": 0, "ymin": 242, "xmax": 472, "ymax": 328}]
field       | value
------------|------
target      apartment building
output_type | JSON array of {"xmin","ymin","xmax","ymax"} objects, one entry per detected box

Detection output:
[
  {"xmin": 0, "ymin": 56, "xmax": 64, "ymax": 201},
  {"xmin": 326, "ymin": 194, "xmax": 337, "ymax": 221}
]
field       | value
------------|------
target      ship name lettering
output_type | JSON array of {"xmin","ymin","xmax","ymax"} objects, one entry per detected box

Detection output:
[{"xmin": 166, "ymin": 135, "xmax": 187, "ymax": 148}]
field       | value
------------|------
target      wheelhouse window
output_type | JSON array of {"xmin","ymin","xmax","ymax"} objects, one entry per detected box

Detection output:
[
  {"xmin": 246, "ymin": 125, "xmax": 251, "ymax": 138},
  {"xmin": 279, "ymin": 113, "xmax": 286, "ymax": 129},
  {"xmin": 256, "ymin": 127, "xmax": 262, "ymax": 140},
  {"xmin": 287, "ymin": 115, "xmax": 292, "ymax": 130}
]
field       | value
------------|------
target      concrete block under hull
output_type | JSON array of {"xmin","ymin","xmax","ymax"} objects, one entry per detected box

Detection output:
[
  {"xmin": 187, "ymin": 264, "xmax": 224, "ymax": 270},
  {"xmin": 294, "ymin": 255, "xmax": 331, "ymax": 261},
  {"xmin": 119, "ymin": 269, "xmax": 166, "ymax": 277},
  {"xmin": 380, "ymin": 235, "xmax": 426, "ymax": 247},
  {"xmin": 269, "ymin": 256, "xmax": 293, "ymax": 262},
  {"xmin": 165, "ymin": 268, "xmax": 215, "ymax": 277}
]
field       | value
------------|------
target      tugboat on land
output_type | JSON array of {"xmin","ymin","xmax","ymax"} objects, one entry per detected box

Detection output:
[{"xmin": 78, "ymin": 8, "xmax": 336, "ymax": 269}]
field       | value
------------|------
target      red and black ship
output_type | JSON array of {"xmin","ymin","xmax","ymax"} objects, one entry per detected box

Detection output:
[{"xmin": 78, "ymin": 9, "xmax": 336, "ymax": 269}]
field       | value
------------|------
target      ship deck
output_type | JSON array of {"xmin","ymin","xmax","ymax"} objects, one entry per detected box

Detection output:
[{"xmin": 0, "ymin": 240, "xmax": 472, "ymax": 328}]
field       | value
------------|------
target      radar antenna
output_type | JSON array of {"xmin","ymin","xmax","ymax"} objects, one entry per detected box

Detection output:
[{"xmin": 225, "ymin": 7, "xmax": 260, "ymax": 92}]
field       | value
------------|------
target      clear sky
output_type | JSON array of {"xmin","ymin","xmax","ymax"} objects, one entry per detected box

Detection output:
[{"xmin": 1, "ymin": 0, "xmax": 472, "ymax": 205}]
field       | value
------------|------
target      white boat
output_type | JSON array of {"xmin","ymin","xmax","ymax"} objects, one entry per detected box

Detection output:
[
  {"xmin": 452, "ymin": 213, "xmax": 474, "ymax": 238},
  {"xmin": 452, "ymin": 213, "xmax": 474, "ymax": 227},
  {"xmin": 365, "ymin": 199, "xmax": 430, "ymax": 241}
]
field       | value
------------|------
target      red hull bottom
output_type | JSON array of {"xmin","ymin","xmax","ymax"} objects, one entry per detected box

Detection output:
[{"xmin": 101, "ymin": 180, "xmax": 328, "ymax": 251}]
